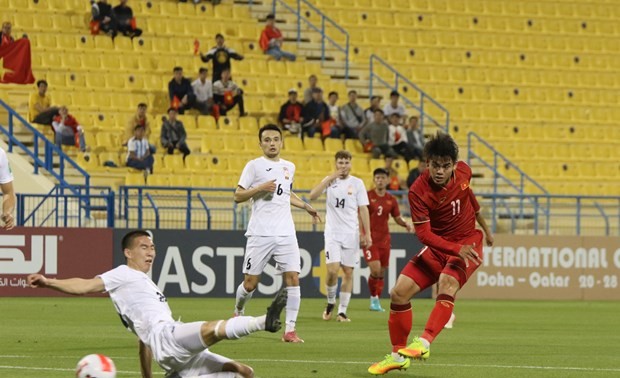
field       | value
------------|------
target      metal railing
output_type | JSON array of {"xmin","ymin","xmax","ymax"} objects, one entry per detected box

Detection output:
[
  {"xmin": 269, "ymin": 0, "xmax": 350, "ymax": 79},
  {"xmin": 369, "ymin": 54, "xmax": 450, "ymax": 133},
  {"xmin": 0, "ymin": 99, "xmax": 90, "ymax": 198}
]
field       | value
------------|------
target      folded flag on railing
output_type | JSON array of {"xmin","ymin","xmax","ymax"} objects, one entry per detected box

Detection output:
[{"xmin": 0, "ymin": 38, "xmax": 35, "ymax": 85}]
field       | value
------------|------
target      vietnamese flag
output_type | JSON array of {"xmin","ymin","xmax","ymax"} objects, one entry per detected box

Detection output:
[{"xmin": 0, "ymin": 38, "xmax": 35, "ymax": 84}]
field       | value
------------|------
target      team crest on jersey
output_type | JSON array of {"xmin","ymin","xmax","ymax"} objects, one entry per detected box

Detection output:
[
  {"xmin": 461, "ymin": 182, "xmax": 469, "ymax": 190},
  {"xmin": 347, "ymin": 186, "xmax": 353, "ymax": 195},
  {"xmin": 283, "ymin": 166, "xmax": 290, "ymax": 180},
  {"xmin": 439, "ymin": 196, "xmax": 447, "ymax": 204}
]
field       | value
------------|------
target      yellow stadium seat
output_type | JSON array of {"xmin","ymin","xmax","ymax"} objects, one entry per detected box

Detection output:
[
  {"xmin": 220, "ymin": 116, "xmax": 239, "ymax": 132},
  {"xmin": 201, "ymin": 135, "xmax": 224, "ymax": 154},
  {"xmin": 147, "ymin": 175, "xmax": 170, "ymax": 187},
  {"xmin": 344, "ymin": 139, "xmax": 364, "ymax": 155},
  {"xmin": 323, "ymin": 138, "xmax": 343, "ymax": 153},
  {"xmin": 98, "ymin": 152, "xmax": 121, "ymax": 167},
  {"xmin": 162, "ymin": 154, "xmax": 186, "ymax": 173},
  {"xmin": 239, "ymin": 117, "xmax": 258, "ymax": 134},
  {"xmin": 125, "ymin": 172, "xmax": 146, "ymax": 186},
  {"xmin": 283, "ymin": 136, "xmax": 304, "ymax": 152},
  {"xmin": 177, "ymin": 115, "xmax": 197, "ymax": 129},
  {"xmin": 303, "ymin": 138, "xmax": 323, "ymax": 152},
  {"xmin": 191, "ymin": 175, "xmax": 212, "ymax": 188},
  {"xmin": 197, "ymin": 116, "xmax": 218, "ymax": 131}
]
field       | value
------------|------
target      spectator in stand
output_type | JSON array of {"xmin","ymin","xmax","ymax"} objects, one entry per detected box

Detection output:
[
  {"xmin": 191, "ymin": 67, "xmax": 217, "ymax": 117},
  {"xmin": 358, "ymin": 109, "xmax": 396, "ymax": 168},
  {"xmin": 92, "ymin": 0, "xmax": 117, "ymax": 37},
  {"xmin": 406, "ymin": 159, "xmax": 427, "ymax": 188},
  {"xmin": 0, "ymin": 22, "xmax": 14, "ymax": 46},
  {"xmin": 278, "ymin": 88, "xmax": 303, "ymax": 134},
  {"xmin": 301, "ymin": 87, "xmax": 329, "ymax": 139},
  {"xmin": 199, "ymin": 34, "xmax": 244, "ymax": 82},
  {"xmin": 383, "ymin": 90, "xmax": 406, "ymax": 124},
  {"xmin": 125, "ymin": 103, "xmax": 155, "ymax": 154},
  {"xmin": 168, "ymin": 67, "xmax": 195, "ymax": 115},
  {"xmin": 161, "ymin": 108, "xmax": 191, "ymax": 159},
  {"xmin": 405, "ymin": 115, "xmax": 424, "ymax": 160},
  {"xmin": 388, "ymin": 113, "xmax": 416, "ymax": 163},
  {"xmin": 213, "ymin": 68, "xmax": 246, "ymax": 116},
  {"xmin": 259, "ymin": 14, "xmax": 296, "ymax": 61},
  {"xmin": 339, "ymin": 90, "xmax": 365, "ymax": 140},
  {"xmin": 29, "ymin": 80, "xmax": 58, "ymax": 125},
  {"xmin": 303, "ymin": 74, "xmax": 318, "ymax": 104},
  {"xmin": 113, "ymin": 0, "xmax": 142, "ymax": 38},
  {"xmin": 126, "ymin": 125, "xmax": 154, "ymax": 175},
  {"xmin": 325, "ymin": 91, "xmax": 341, "ymax": 139},
  {"xmin": 364, "ymin": 95, "xmax": 381, "ymax": 125},
  {"xmin": 51, "ymin": 106, "xmax": 89, "ymax": 157}
]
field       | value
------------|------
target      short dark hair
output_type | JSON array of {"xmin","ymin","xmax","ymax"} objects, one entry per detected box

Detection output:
[
  {"xmin": 424, "ymin": 132, "xmax": 458, "ymax": 163},
  {"xmin": 266, "ymin": 14, "xmax": 275, "ymax": 19},
  {"xmin": 137, "ymin": 103, "xmax": 147, "ymax": 108},
  {"xmin": 258, "ymin": 123, "xmax": 282, "ymax": 141},
  {"xmin": 215, "ymin": 33, "xmax": 224, "ymax": 39},
  {"xmin": 173, "ymin": 66, "xmax": 183, "ymax": 73},
  {"xmin": 328, "ymin": 91, "xmax": 338, "ymax": 98},
  {"xmin": 370, "ymin": 95, "xmax": 381, "ymax": 101},
  {"xmin": 167, "ymin": 107, "xmax": 177, "ymax": 114},
  {"xmin": 373, "ymin": 168, "xmax": 389, "ymax": 176},
  {"xmin": 374, "ymin": 108, "xmax": 384, "ymax": 115},
  {"xmin": 348, "ymin": 90, "xmax": 357, "ymax": 96},
  {"xmin": 134, "ymin": 125, "xmax": 145, "ymax": 131},
  {"xmin": 335, "ymin": 150, "xmax": 352, "ymax": 161},
  {"xmin": 199, "ymin": 67, "xmax": 208, "ymax": 74},
  {"xmin": 36, "ymin": 80, "xmax": 48, "ymax": 87},
  {"xmin": 390, "ymin": 90, "xmax": 399, "ymax": 97},
  {"xmin": 121, "ymin": 230, "xmax": 151, "ymax": 251}
]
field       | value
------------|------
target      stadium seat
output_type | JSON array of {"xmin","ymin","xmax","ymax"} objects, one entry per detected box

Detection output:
[
  {"xmin": 323, "ymin": 138, "xmax": 343, "ymax": 153},
  {"xmin": 197, "ymin": 116, "xmax": 218, "ymax": 132},
  {"xmin": 303, "ymin": 138, "xmax": 324, "ymax": 152}
]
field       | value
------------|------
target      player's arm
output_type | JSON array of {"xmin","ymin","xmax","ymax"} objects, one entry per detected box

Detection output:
[
  {"xmin": 359, "ymin": 205, "xmax": 372, "ymax": 248},
  {"xmin": 26, "ymin": 274, "xmax": 105, "ymax": 295},
  {"xmin": 233, "ymin": 180, "xmax": 276, "ymax": 203},
  {"xmin": 309, "ymin": 172, "xmax": 339, "ymax": 200},
  {"xmin": 394, "ymin": 215, "xmax": 414, "ymax": 233},
  {"xmin": 139, "ymin": 340, "xmax": 153, "ymax": 378},
  {"xmin": 291, "ymin": 191, "xmax": 321, "ymax": 223},
  {"xmin": 1, "ymin": 181, "xmax": 16, "ymax": 230}
]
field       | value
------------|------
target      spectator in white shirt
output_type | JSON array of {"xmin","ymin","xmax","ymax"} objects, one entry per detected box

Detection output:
[
  {"xmin": 387, "ymin": 113, "xmax": 416, "ymax": 163},
  {"xmin": 213, "ymin": 68, "xmax": 246, "ymax": 116},
  {"xmin": 126, "ymin": 125, "xmax": 154, "ymax": 175},
  {"xmin": 405, "ymin": 115, "xmax": 424, "ymax": 160},
  {"xmin": 383, "ymin": 90, "xmax": 406, "ymax": 125},
  {"xmin": 191, "ymin": 67, "xmax": 216, "ymax": 116}
]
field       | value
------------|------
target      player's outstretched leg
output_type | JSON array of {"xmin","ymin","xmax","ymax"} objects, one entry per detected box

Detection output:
[
  {"xmin": 282, "ymin": 286, "xmax": 304, "ymax": 343},
  {"xmin": 234, "ymin": 282, "xmax": 255, "ymax": 317},
  {"xmin": 265, "ymin": 286, "xmax": 288, "ymax": 332},
  {"xmin": 368, "ymin": 354, "xmax": 411, "ymax": 375}
]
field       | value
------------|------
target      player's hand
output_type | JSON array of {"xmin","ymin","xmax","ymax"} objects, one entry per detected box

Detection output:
[
  {"xmin": 457, "ymin": 244, "xmax": 482, "ymax": 268},
  {"xmin": 405, "ymin": 221, "xmax": 415, "ymax": 233},
  {"xmin": 361, "ymin": 234, "xmax": 372, "ymax": 249},
  {"xmin": 485, "ymin": 233, "xmax": 494, "ymax": 247},
  {"xmin": 304, "ymin": 203, "xmax": 321, "ymax": 224},
  {"xmin": 1, "ymin": 212, "xmax": 14, "ymax": 230},
  {"xmin": 27, "ymin": 274, "xmax": 48, "ymax": 288},
  {"xmin": 259, "ymin": 179, "xmax": 277, "ymax": 193}
]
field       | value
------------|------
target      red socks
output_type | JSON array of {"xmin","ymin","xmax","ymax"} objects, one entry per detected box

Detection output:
[
  {"xmin": 421, "ymin": 294, "xmax": 454, "ymax": 343},
  {"xmin": 368, "ymin": 276, "xmax": 385, "ymax": 297},
  {"xmin": 388, "ymin": 302, "xmax": 412, "ymax": 353}
]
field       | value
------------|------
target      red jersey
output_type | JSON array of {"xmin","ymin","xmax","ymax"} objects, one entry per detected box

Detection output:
[
  {"xmin": 409, "ymin": 161, "xmax": 480, "ymax": 256},
  {"xmin": 368, "ymin": 190, "xmax": 401, "ymax": 248}
]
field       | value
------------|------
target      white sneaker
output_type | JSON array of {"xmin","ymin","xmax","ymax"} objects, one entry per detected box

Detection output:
[{"xmin": 444, "ymin": 312, "xmax": 456, "ymax": 329}]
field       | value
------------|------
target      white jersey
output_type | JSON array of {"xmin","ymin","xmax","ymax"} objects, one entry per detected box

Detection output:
[
  {"xmin": 238, "ymin": 156, "xmax": 296, "ymax": 236},
  {"xmin": 0, "ymin": 148, "xmax": 13, "ymax": 184},
  {"xmin": 324, "ymin": 175, "xmax": 369, "ymax": 235},
  {"xmin": 99, "ymin": 265, "xmax": 174, "ymax": 344}
]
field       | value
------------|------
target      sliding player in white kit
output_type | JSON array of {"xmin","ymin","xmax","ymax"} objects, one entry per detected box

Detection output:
[
  {"xmin": 233, "ymin": 124, "xmax": 320, "ymax": 344},
  {"xmin": 27, "ymin": 230, "xmax": 287, "ymax": 378},
  {"xmin": 310, "ymin": 150, "xmax": 371, "ymax": 322}
]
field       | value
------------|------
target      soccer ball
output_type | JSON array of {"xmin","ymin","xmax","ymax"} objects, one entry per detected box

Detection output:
[{"xmin": 75, "ymin": 354, "xmax": 116, "ymax": 378}]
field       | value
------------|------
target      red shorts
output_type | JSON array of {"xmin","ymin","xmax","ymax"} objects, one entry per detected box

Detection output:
[
  {"xmin": 401, "ymin": 230, "xmax": 483, "ymax": 290},
  {"xmin": 363, "ymin": 244, "xmax": 390, "ymax": 267}
]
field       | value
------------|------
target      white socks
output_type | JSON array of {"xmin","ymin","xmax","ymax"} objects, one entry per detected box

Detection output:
[
  {"xmin": 326, "ymin": 284, "xmax": 337, "ymax": 304},
  {"xmin": 338, "ymin": 291, "xmax": 351, "ymax": 315},
  {"xmin": 285, "ymin": 286, "xmax": 301, "ymax": 333},
  {"xmin": 420, "ymin": 337, "xmax": 431, "ymax": 348},
  {"xmin": 234, "ymin": 283, "xmax": 255, "ymax": 315},
  {"xmin": 224, "ymin": 315, "xmax": 266, "ymax": 339}
]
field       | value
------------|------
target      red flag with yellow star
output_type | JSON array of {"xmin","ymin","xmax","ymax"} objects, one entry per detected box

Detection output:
[{"xmin": 0, "ymin": 38, "xmax": 35, "ymax": 84}]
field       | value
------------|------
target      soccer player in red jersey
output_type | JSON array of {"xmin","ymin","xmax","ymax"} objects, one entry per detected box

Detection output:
[
  {"xmin": 369, "ymin": 133, "xmax": 493, "ymax": 375},
  {"xmin": 364, "ymin": 168, "xmax": 414, "ymax": 312}
]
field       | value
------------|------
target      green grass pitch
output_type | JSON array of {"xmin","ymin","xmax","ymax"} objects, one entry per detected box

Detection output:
[{"xmin": 1, "ymin": 297, "xmax": 619, "ymax": 377}]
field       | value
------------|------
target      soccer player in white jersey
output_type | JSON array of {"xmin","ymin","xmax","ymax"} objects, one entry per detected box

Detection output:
[
  {"xmin": 233, "ymin": 124, "xmax": 320, "ymax": 344},
  {"xmin": 28, "ymin": 230, "xmax": 287, "ymax": 378},
  {"xmin": 0, "ymin": 147, "xmax": 15, "ymax": 230},
  {"xmin": 309, "ymin": 150, "xmax": 371, "ymax": 322}
]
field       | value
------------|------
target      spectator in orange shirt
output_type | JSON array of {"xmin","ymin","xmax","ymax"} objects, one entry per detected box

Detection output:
[{"xmin": 259, "ymin": 14, "xmax": 296, "ymax": 62}]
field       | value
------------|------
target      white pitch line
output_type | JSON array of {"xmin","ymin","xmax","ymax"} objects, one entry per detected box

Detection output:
[
  {"xmin": 1, "ymin": 357, "xmax": 619, "ymax": 374},
  {"xmin": 0, "ymin": 365, "xmax": 151, "ymax": 374}
]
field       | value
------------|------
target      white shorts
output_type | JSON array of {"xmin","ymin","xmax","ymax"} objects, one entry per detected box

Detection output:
[
  {"xmin": 149, "ymin": 321, "xmax": 233, "ymax": 377},
  {"xmin": 243, "ymin": 235, "xmax": 301, "ymax": 275},
  {"xmin": 324, "ymin": 233, "xmax": 360, "ymax": 268}
]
